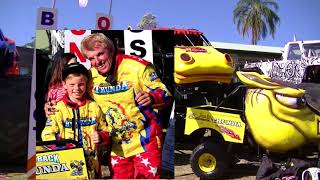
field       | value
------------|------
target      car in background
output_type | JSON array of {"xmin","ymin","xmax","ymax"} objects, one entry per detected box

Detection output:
[{"xmin": 245, "ymin": 40, "xmax": 320, "ymax": 84}]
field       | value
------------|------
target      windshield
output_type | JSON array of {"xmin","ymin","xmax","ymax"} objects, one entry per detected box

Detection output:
[
  {"xmin": 174, "ymin": 33, "xmax": 211, "ymax": 46},
  {"xmin": 303, "ymin": 43, "xmax": 320, "ymax": 58}
]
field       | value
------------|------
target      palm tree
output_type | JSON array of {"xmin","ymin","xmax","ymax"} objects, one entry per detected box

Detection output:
[{"xmin": 233, "ymin": 0, "xmax": 280, "ymax": 45}]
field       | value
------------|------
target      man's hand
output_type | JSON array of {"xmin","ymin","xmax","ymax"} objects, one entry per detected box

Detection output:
[
  {"xmin": 44, "ymin": 99, "xmax": 58, "ymax": 117},
  {"xmin": 135, "ymin": 91, "xmax": 153, "ymax": 107}
]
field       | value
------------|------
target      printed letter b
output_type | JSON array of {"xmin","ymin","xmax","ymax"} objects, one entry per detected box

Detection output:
[{"xmin": 41, "ymin": 11, "xmax": 54, "ymax": 25}]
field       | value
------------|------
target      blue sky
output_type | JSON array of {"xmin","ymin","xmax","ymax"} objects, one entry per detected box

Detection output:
[{"xmin": 1, "ymin": 0, "xmax": 320, "ymax": 47}]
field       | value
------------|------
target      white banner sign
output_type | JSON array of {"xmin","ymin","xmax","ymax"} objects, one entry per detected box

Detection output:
[
  {"xmin": 124, "ymin": 30, "xmax": 153, "ymax": 63},
  {"xmin": 64, "ymin": 30, "xmax": 92, "ymax": 69}
]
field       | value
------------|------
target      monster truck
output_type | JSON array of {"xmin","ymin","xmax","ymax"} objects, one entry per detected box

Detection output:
[
  {"xmin": 245, "ymin": 40, "xmax": 320, "ymax": 84},
  {"xmin": 169, "ymin": 29, "xmax": 320, "ymax": 179}
]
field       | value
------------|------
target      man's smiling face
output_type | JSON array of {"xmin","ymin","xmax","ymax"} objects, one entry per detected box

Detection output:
[{"xmin": 86, "ymin": 45, "xmax": 113, "ymax": 75}]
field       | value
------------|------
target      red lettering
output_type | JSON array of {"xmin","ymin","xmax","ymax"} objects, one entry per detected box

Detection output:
[
  {"xmin": 97, "ymin": 17, "xmax": 111, "ymax": 30},
  {"xmin": 70, "ymin": 30, "xmax": 86, "ymax": 35},
  {"xmin": 70, "ymin": 42, "xmax": 86, "ymax": 62}
]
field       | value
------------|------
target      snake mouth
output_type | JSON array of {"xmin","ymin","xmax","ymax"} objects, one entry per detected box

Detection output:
[{"xmin": 174, "ymin": 72, "xmax": 233, "ymax": 84}]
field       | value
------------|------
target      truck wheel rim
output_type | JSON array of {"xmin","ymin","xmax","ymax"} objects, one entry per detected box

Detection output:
[{"xmin": 198, "ymin": 153, "xmax": 216, "ymax": 173}]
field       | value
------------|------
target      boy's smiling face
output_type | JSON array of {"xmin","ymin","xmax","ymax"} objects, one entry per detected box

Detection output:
[{"xmin": 63, "ymin": 74, "xmax": 87, "ymax": 103}]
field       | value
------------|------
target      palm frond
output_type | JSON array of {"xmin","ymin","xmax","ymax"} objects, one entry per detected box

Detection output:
[{"xmin": 232, "ymin": 0, "xmax": 280, "ymax": 44}]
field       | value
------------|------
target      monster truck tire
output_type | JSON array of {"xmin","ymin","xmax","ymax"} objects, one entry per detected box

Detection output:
[{"xmin": 190, "ymin": 140, "xmax": 231, "ymax": 179}]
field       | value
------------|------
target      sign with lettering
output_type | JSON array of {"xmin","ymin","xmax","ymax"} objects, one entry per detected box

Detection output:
[
  {"xmin": 37, "ymin": 7, "xmax": 57, "ymax": 30},
  {"xmin": 64, "ymin": 30, "xmax": 92, "ymax": 69},
  {"xmin": 64, "ymin": 30, "xmax": 155, "ymax": 68},
  {"xmin": 96, "ymin": 13, "xmax": 112, "ymax": 30},
  {"xmin": 36, "ymin": 148, "xmax": 88, "ymax": 179},
  {"xmin": 185, "ymin": 107, "xmax": 245, "ymax": 143},
  {"xmin": 124, "ymin": 30, "xmax": 153, "ymax": 63}
]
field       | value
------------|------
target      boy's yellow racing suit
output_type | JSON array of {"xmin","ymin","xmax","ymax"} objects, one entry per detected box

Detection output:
[{"xmin": 41, "ymin": 95, "xmax": 110, "ymax": 179}]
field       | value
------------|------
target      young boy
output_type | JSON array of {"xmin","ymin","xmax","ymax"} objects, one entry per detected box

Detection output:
[{"xmin": 41, "ymin": 63, "xmax": 110, "ymax": 179}]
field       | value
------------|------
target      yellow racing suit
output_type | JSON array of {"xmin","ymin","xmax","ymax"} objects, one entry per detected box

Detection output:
[
  {"xmin": 41, "ymin": 95, "xmax": 110, "ymax": 179},
  {"xmin": 91, "ymin": 54, "xmax": 173, "ymax": 158}
]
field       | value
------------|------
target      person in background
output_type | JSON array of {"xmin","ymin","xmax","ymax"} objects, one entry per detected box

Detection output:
[
  {"xmin": 46, "ymin": 52, "xmax": 77, "ymax": 102},
  {"xmin": 161, "ymin": 101, "xmax": 175, "ymax": 179},
  {"xmin": 37, "ymin": 51, "xmax": 77, "ymax": 141},
  {"xmin": 42, "ymin": 63, "xmax": 110, "ymax": 179}
]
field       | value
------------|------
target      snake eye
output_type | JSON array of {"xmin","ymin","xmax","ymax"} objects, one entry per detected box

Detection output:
[
  {"xmin": 275, "ymin": 93, "xmax": 306, "ymax": 109},
  {"xmin": 180, "ymin": 53, "xmax": 194, "ymax": 64}
]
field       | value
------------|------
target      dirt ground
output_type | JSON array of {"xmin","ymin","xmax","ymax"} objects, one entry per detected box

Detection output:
[
  {"xmin": 1, "ymin": 148, "xmax": 258, "ymax": 180},
  {"xmin": 0, "ymin": 166, "xmax": 26, "ymax": 180}
]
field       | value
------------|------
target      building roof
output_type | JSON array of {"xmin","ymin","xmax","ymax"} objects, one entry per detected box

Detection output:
[{"xmin": 210, "ymin": 41, "xmax": 283, "ymax": 54}]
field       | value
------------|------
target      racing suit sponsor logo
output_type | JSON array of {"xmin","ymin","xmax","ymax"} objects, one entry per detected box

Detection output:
[
  {"xmin": 63, "ymin": 118, "xmax": 97, "ymax": 128},
  {"xmin": 94, "ymin": 81, "xmax": 129, "ymax": 95},
  {"xmin": 45, "ymin": 119, "xmax": 52, "ymax": 126},
  {"xmin": 149, "ymin": 71, "xmax": 158, "ymax": 82},
  {"xmin": 106, "ymin": 107, "xmax": 137, "ymax": 144}
]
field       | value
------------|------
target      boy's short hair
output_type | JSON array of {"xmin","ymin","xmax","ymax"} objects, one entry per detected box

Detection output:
[{"xmin": 62, "ymin": 63, "xmax": 89, "ymax": 80}]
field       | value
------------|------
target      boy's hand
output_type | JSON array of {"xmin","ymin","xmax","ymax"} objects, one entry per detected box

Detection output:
[
  {"xmin": 91, "ymin": 124, "xmax": 101, "ymax": 144},
  {"xmin": 44, "ymin": 99, "xmax": 58, "ymax": 117},
  {"xmin": 135, "ymin": 91, "xmax": 153, "ymax": 107}
]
